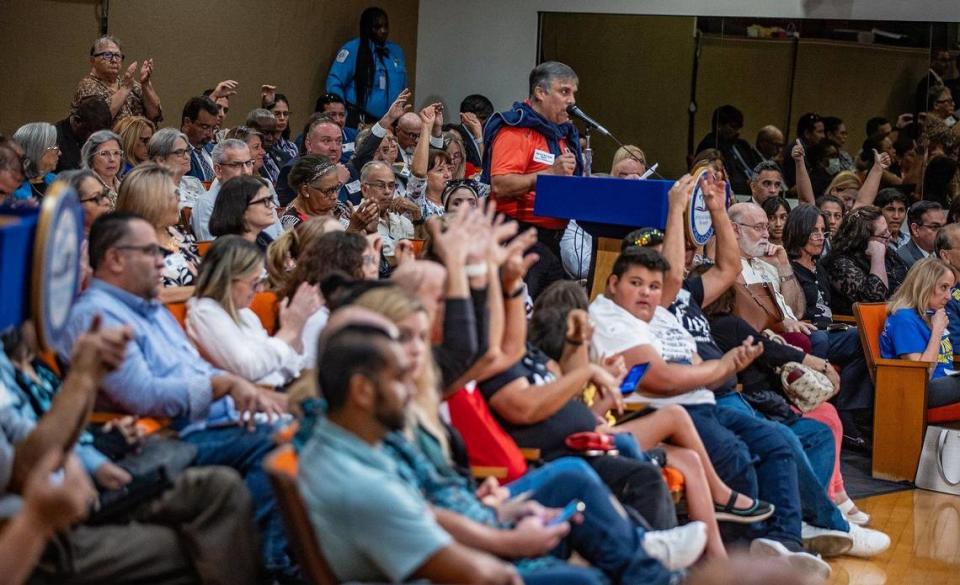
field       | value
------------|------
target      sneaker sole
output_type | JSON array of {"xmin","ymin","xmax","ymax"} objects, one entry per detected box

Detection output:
[
  {"xmin": 804, "ymin": 533, "xmax": 854, "ymax": 557},
  {"xmin": 785, "ymin": 552, "xmax": 833, "ymax": 580}
]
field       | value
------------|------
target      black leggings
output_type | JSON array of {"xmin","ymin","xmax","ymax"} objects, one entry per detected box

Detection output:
[{"xmin": 928, "ymin": 376, "xmax": 960, "ymax": 408}]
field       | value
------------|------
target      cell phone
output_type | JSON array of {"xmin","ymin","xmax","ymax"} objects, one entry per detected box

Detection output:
[
  {"xmin": 826, "ymin": 323, "xmax": 849, "ymax": 332},
  {"xmin": 549, "ymin": 500, "xmax": 585, "ymax": 526},
  {"xmin": 620, "ymin": 363, "xmax": 649, "ymax": 395}
]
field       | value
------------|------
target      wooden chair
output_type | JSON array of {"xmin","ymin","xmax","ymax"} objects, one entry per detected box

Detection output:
[
  {"xmin": 853, "ymin": 302, "xmax": 960, "ymax": 481},
  {"xmin": 264, "ymin": 446, "xmax": 340, "ymax": 585},
  {"xmin": 179, "ymin": 206, "xmax": 193, "ymax": 228}
]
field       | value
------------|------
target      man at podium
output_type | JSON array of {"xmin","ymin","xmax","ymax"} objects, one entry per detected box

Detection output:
[{"xmin": 482, "ymin": 61, "xmax": 584, "ymax": 298}]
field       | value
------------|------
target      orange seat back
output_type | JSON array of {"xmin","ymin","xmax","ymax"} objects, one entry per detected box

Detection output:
[
  {"xmin": 264, "ymin": 446, "xmax": 338, "ymax": 585},
  {"xmin": 251, "ymin": 291, "xmax": 279, "ymax": 334},
  {"xmin": 196, "ymin": 241, "xmax": 213, "ymax": 257},
  {"xmin": 854, "ymin": 302, "xmax": 887, "ymax": 384},
  {"xmin": 166, "ymin": 302, "xmax": 187, "ymax": 329}
]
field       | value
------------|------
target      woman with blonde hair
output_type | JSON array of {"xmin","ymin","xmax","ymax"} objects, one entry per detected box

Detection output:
[
  {"xmin": 186, "ymin": 235, "xmax": 319, "ymax": 387},
  {"xmin": 880, "ymin": 256, "xmax": 960, "ymax": 408},
  {"xmin": 610, "ymin": 145, "xmax": 647, "ymax": 179},
  {"xmin": 113, "ymin": 115, "xmax": 155, "ymax": 176},
  {"xmin": 443, "ymin": 130, "xmax": 467, "ymax": 180},
  {"xmin": 115, "ymin": 162, "xmax": 201, "ymax": 286}
]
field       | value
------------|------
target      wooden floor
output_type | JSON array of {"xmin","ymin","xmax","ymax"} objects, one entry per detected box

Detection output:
[{"xmin": 828, "ymin": 489, "xmax": 960, "ymax": 584}]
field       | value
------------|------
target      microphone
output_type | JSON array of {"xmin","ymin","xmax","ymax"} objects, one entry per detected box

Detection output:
[{"xmin": 566, "ymin": 105, "xmax": 612, "ymax": 137}]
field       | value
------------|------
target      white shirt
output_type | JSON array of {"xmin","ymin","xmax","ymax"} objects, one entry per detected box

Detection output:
[
  {"xmin": 192, "ymin": 180, "xmax": 283, "ymax": 241},
  {"xmin": 185, "ymin": 297, "xmax": 303, "ymax": 387},
  {"xmin": 739, "ymin": 257, "xmax": 797, "ymax": 321},
  {"xmin": 301, "ymin": 305, "xmax": 331, "ymax": 369},
  {"xmin": 378, "ymin": 212, "xmax": 415, "ymax": 257},
  {"xmin": 589, "ymin": 295, "xmax": 715, "ymax": 407}
]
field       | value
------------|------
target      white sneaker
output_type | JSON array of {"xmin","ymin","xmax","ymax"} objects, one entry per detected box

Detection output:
[
  {"xmin": 801, "ymin": 522, "xmax": 854, "ymax": 557},
  {"xmin": 750, "ymin": 537, "xmax": 832, "ymax": 581},
  {"xmin": 642, "ymin": 521, "xmax": 707, "ymax": 570},
  {"xmin": 838, "ymin": 498, "xmax": 871, "ymax": 526},
  {"xmin": 846, "ymin": 523, "xmax": 891, "ymax": 558}
]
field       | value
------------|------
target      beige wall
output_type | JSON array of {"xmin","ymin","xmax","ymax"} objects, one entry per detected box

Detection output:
[
  {"xmin": 540, "ymin": 13, "xmax": 931, "ymax": 179},
  {"xmin": 0, "ymin": 0, "xmax": 418, "ymax": 135}
]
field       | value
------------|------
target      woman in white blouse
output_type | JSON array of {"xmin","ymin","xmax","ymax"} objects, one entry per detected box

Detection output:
[{"xmin": 186, "ymin": 235, "xmax": 320, "ymax": 387}]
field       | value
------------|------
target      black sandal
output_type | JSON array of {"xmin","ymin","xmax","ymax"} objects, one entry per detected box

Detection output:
[{"xmin": 714, "ymin": 491, "xmax": 775, "ymax": 524}]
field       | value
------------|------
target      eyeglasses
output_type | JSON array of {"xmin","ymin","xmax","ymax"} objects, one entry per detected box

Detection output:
[
  {"xmin": 362, "ymin": 254, "xmax": 378, "ymax": 267},
  {"xmin": 93, "ymin": 51, "xmax": 124, "ymax": 62},
  {"xmin": 79, "ymin": 188, "xmax": 112, "ymax": 205},
  {"xmin": 920, "ymin": 223, "xmax": 945, "ymax": 230},
  {"xmin": 114, "ymin": 243, "xmax": 167, "ymax": 258},
  {"xmin": 169, "ymin": 148, "xmax": 190, "ymax": 158},
  {"xmin": 364, "ymin": 180, "xmax": 397, "ymax": 192},
  {"xmin": 247, "ymin": 197, "xmax": 276, "ymax": 209},
  {"xmin": 308, "ymin": 182, "xmax": 343, "ymax": 198},
  {"xmin": 397, "ymin": 128, "xmax": 420, "ymax": 141},
  {"xmin": 45, "ymin": 145, "xmax": 61, "ymax": 153},
  {"xmin": 220, "ymin": 159, "xmax": 256, "ymax": 169},
  {"xmin": 234, "ymin": 272, "xmax": 269, "ymax": 291},
  {"xmin": 95, "ymin": 149, "xmax": 123, "ymax": 159},
  {"xmin": 735, "ymin": 221, "xmax": 769, "ymax": 233}
]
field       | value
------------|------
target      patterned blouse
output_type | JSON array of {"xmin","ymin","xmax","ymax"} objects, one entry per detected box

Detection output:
[
  {"xmin": 71, "ymin": 74, "xmax": 162, "ymax": 124},
  {"xmin": 280, "ymin": 203, "xmax": 351, "ymax": 231},
  {"xmin": 162, "ymin": 225, "xmax": 201, "ymax": 287}
]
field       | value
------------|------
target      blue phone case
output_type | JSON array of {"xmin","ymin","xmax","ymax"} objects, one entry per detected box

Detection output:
[{"xmin": 620, "ymin": 363, "xmax": 649, "ymax": 394}]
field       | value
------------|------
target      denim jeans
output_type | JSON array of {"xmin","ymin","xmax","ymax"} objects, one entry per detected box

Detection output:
[
  {"xmin": 717, "ymin": 394, "xmax": 849, "ymax": 532},
  {"xmin": 183, "ymin": 423, "xmax": 291, "ymax": 574},
  {"xmin": 810, "ymin": 328, "xmax": 873, "ymax": 412},
  {"xmin": 508, "ymin": 457, "xmax": 678, "ymax": 585},
  {"xmin": 684, "ymin": 402, "xmax": 802, "ymax": 548}
]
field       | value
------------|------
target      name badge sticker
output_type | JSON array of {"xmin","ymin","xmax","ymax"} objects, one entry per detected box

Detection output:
[
  {"xmin": 533, "ymin": 150, "xmax": 555, "ymax": 165},
  {"xmin": 342, "ymin": 142, "xmax": 355, "ymax": 153},
  {"xmin": 345, "ymin": 180, "xmax": 361, "ymax": 194}
]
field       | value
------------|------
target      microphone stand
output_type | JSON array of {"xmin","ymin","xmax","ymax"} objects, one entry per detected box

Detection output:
[{"xmin": 582, "ymin": 127, "xmax": 593, "ymax": 177}]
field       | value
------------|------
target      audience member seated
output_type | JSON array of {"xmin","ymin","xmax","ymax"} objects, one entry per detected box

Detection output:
[
  {"xmin": 898, "ymin": 200, "xmax": 946, "ymax": 269},
  {"xmin": 346, "ymin": 286, "xmax": 704, "ymax": 577},
  {"xmin": 936, "ymin": 224, "xmax": 960, "ymax": 352},
  {"xmin": 262, "ymin": 92, "xmax": 300, "ymax": 162},
  {"xmin": 761, "ymin": 196, "xmax": 790, "ymax": 246},
  {"xmin": 277, "ymin": 114, "xmax": 348, "ymax": 205},
  {"xmin": 823, "ymin": 206, "xmax": 908, "ymax": 315},
  {"xmin": 279, "ymin": 230, "xmax": 379, "ymax": 366},
  {"xmin": 0, "ymin": 137, "xmax": 23, "ymax": 203},
  {"xmin": 823, "ymin": 116, "xmax": 856, "ymax": 173},
  {"xmin": 694, "ymin": 105, "xmax": 759, "ymax": 195},
  {"xmin": 611, "ymin": 144, "xmax": 647, "ymax": 179},
  {"xmin": 147, "ymin": 127, "xmax": 206, "ymax": 209},
  {"xmin": 443, "ymin": 129, "xmax": 468, "ymax": 179},
  {"xmin": 783, "ymin": 205, "xmax": 874, "ymax": 450},
  {"xmin": 816, "ymin": 194, "xmax": 845, "ymax": 242},
  {"xmin": 823, "ymin": 149, "xmax": 889, "ymax": 212},
  {"xmin": 209, "ymin": 175, "xmax": 279, "ymax": 250},
  {"xmin": 3, "ymin": 318, "xmax": 260, "ymax": 584},
  {"xmin": 72, "ymin": 35, "xmax": 162, "ymax": 125},
  {"xmin": 266, "ymin": 216, "xmax": 344, "ymax": 291},
  {"xmin": 180, "ymin": 96, "xmax": 219, "ymax": 183},
  {"xmin": 281, "ymin": 155, "xmax": 363, "ymax": 231},
  {"xmin": 926, "ymin": 84, "xmax": 958, "ymax": 129},
  {"xmin": 880, "ymin": 257, "xmax": 960, "ymax": 410},
  {"xmin": 114, "ymin": 163, "xmax": 201, "ymax": 287},
  {"xmin": 297, "ymin": 323, "xmax": 523, "ymax": 585},
  {"xmin": 193, "ymin": 138, "xmax": 256, "ymax": 240},
  {"xmin": 225, "ymin": 125, "xmax": 267, "ymax": 181},
  {"xmin": 360, "ymin": 160, "xmax": 416, "ymax": 259},
  {"xmin": 747, "ymin": 160, "xmax": 785, "ymax": 207},
  {"xmin": 186, "ymin": 235, "xmax": 319, "ymax": 388},
  {"xmin": 453, "ymin": 93, "xmax": 492, "ymax": 168},
  {"xmin": 59, "ymin": 169, "xmax": 113, "ymax": 289},
  {"xmin": 302, "ymin": 92, "xmax": 357, "ymax": 163},
  {"xmin": 441, "ymin": 179, "xmax": 482, "ymax": 213},
  {"xmin": 729, "ymin": 202, "xmax": 811, "ymax": 342},
  {"xmin": 408, "ymin": 105, "xmax": 454, "ymax": 220},
  {"xmin": 80, "ymin": 129, "xmax": 124, "ymax": 204},
  {"xmin": 784, "ymin": 112, "xmax": 824, "ymax": 188},
  {"xmin": 112, "ymin": 115, "xmax": 155, "ymax": 177},
  {"xmin": 246, "ymin": 108, "xmax": 282, "ymax": 184},
  {"xmin": 755, "ymin": 125, "xmax": 785, "ymax": 166},
  {"xmin": 11, "ymin": 122, "xmax": 59, "ymax": 201},
  {"xmin": 57, "ymin": 211, "xmax": 294, "ymax": 578},
  {"xmin": 875, "ymin": 187, "xmax": 911, "ymax": 249},
  {"xmin": 55, "ymin": 96, "xmax": 112, "ymax": 172}
]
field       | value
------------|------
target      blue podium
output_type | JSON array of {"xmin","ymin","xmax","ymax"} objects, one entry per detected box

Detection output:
[{"xmin": 534, "ymin": 175, "xmax": 672, "ymax": 297}]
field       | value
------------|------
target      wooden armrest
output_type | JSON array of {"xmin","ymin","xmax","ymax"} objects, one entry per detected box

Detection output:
[
  {"xmin": 89, "ymin": 412, "xmax": 170, "ymax": 434},
  {"xmin": 519, "ymin": 448, "xmax": 541, "ymax": 462},
  {"xmin": 158, "ymin": 286, "xmax": 195, "ymax": 304},
  {"xmin": 471, "ymin": 466, "xmax": 508, "ymax": 480},
  {"xmin": 832, "ymin": 314, "xmax": 857, "ymax": 324},
  {"xmin": 875, "ymin": 358, "xmax": 934, "ymax": 369}
]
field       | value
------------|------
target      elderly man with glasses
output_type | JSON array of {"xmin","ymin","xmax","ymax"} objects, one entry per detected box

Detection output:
[{"xmin": 71, "ymin": 35, "xmax": 162, "ymax": 125}]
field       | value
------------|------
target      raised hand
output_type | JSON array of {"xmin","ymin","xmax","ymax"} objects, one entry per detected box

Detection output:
[
  {"xmin": 872, "ymin": 148, "xmax": 891, "ymax": 171},
  {"xmin": 260, "ymin": 84, "xmax": 277, "ymax": 106},
  {"xmin": 700, "ymin": 170, "xmax": 728, "ymax": 211},
  {"xmin": 791, "ymin": 139, "xmax": 805, "ymax": 161},
  {"xmin": 384, "ymin": 88, "xmax": 412, "ymax": 124},
  {"xmin": 280, "ymin": 282, "xmax": 322, "ymax": 331},
  {"xmin": 23, "ymin": 452, "xmax": 96, "ymax": 534},
  {"xmin": 418, "ymin": 103, "xmax": 439, "ymax": 128},
  {"xmin": 461, "ymin": 112, "xmax": 483, "ymax": 139},
  {"xmin": 668, "ymin": 173, "xmax": 696, "ymax": 212},
  {"xmin": 122, "ymin": 61, "xmax": 138, "ymax": 88},
  {"xmin": 212, "ymin": 79, "xmax": 239, "ymax": 99},
  {"xmin": 139, "ymin": 59, "xmax": 154, "ymax": 84}
]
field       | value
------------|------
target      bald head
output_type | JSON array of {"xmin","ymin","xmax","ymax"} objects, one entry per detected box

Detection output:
[
  {"xmin": 395, "ymin": 112, "xmax": 422, "ymax": 152},
  {"xmin": 755, "ymin": 125, "xmax": 785, "ymax": 162}
]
